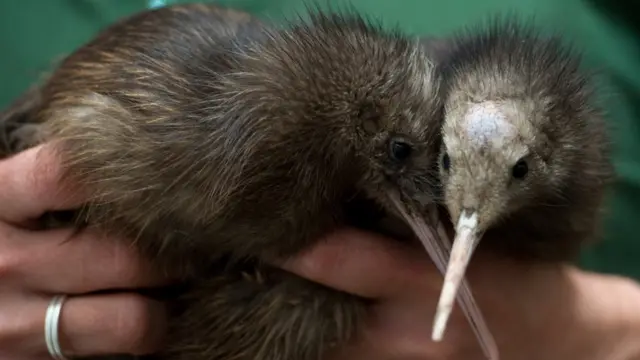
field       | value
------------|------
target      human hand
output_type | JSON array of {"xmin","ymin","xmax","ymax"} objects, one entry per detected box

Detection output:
[
  {"xmin": 284, "ymin": 228, "xmax": 640, "ymax": 360},
  {"xmin": 0, "ymin": 144, "xmax": 171, "ymax": 360},
  {"xmin": 6, "ymin": 145, "xmax": 639, "ymax": 360}
]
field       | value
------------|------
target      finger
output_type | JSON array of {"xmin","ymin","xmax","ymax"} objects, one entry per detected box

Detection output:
[
  {"xmin": 280, "ymin": 227, "xmax": 441, "ymax": 299},
  {"xmin": 0, "ymin": 143, "xmax": 85, "ymax": 223},
  {"xmin": 61, "ymin": 293, "xmax": 167, "ymax": 357},
  {"xmin": 27, "ymin": 293, "xmax": 167, "ymax": 357},
  {"xmin": 328, "ymin": 311, "xmax": 459, "ymax": 360},
  {"xmin": 4, "ymin": 224, "xmax": 172, "ymax": 293}
]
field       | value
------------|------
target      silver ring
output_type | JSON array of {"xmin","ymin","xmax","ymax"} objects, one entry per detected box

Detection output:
[{"xmin": 44, "ymin": 295, "xmax": 69, "ymax": 360}]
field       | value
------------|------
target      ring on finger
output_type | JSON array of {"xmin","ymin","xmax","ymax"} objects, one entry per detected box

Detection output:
[{"xmin": 45, "ymin": 294, "xmax": 69, "ymax": 360}]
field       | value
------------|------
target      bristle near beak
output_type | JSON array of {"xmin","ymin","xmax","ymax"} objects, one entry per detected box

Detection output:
[
  {"xmin": 432, "ymin": 210, "xmax": 481, "ymax": 341},
  {"xmin": 387, "ymin": 192, "xmax": 499, "ymax": 360},
  {"xmin": 387, "ymin": 191, "xmax": 448, "ymax": 273}
]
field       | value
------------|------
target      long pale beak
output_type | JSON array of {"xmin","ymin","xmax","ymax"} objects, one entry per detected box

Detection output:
[
  {"xmin": 432, "ymin": 210, "xmax": 481, "ymax": 341},
  {"xmin": 386, "ymin": 193, "xmax": 499, "ymax": 360}
]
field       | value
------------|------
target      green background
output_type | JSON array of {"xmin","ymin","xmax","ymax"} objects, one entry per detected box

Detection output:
[{"xmin": 1, "ymin": 0, "xmax": 638, "ymax": 278}]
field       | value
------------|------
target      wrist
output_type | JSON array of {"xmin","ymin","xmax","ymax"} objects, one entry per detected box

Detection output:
[
  {"xmin": 468, "ymin": 255, "xmax": 640, "ymax": 360},
  {"xmin": 573, "ymin": 270, "xmax": 640, "ymax": 360}
]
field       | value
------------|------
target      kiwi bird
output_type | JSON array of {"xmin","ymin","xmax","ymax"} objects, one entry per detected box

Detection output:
[
  {"xmin": 0, "ymin": 3, "xmax": 499, "ymax": 360},
  {"xmin": 430, "ymin": 18, "xmax": 615, "ymax": 340}
]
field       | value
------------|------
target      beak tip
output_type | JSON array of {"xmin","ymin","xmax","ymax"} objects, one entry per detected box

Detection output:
[
  {"xmin": 431, "ymin": 305, "xmax": 451, "ymax": 342},
  {"xmin": 431, "ymin": 326, "xmax": 444, "ymax": 342},
  {"xmin": 431, "ymin": 212, "xmax": 480, "ymax": 345}
]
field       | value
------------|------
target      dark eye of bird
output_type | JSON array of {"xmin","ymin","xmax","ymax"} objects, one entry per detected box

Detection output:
[
  {"xmin": 389, "ymin": 139, "xmax": 413, "ymax": 162},
  {"xmin": 442, "ymin": 153, "xmax": 450, "ymax": 171},
  {"xmin": 512, "ymin": 159, "xmax": 529, "ymax": 179}
]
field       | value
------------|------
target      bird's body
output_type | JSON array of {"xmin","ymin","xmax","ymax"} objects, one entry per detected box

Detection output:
[
  {"xmin": 0, "ymin": 3, "xmax": 492, "ymax": 360},
  {"xmin": 430, "ymin": 18, "xmax": 615, "ymax": 338}
]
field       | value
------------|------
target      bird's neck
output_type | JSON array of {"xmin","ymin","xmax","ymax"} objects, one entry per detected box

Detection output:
[{"xmin": 480, "ymin": 188, "xmax": 603, "ymax": 263}]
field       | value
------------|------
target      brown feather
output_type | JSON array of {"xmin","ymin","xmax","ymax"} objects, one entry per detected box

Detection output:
[{"xmin": 0, "ymin": 4, "xmax": 450, "ymax": 360}]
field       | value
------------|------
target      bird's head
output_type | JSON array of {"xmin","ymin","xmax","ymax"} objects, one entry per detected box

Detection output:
[
  {"xmin": 225, "ymin": 10, "xmax": 447, "ymax": 250},
  {"xmin": 430, "ymin": 17, "xmax": 608, "ymax": 340}
]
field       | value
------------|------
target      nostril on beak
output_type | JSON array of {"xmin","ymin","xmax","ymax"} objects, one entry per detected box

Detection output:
[{"xmin": 462, "ymin": 196, "xmax": 478, "ymax": 213}]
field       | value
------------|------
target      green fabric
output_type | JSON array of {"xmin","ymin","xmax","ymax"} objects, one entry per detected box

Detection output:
[{"xmin": 1, "ymin": 0, "xmax": 638, "ymax": 278}]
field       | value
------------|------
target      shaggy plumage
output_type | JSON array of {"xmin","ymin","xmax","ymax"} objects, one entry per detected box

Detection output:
[
  {"xmin": 430, "ymin": 17, "xmax": 615, "ymax": 339},
  {"xmin": 0, "ymin": 3, "xmax": 491, "ymax": 360}
]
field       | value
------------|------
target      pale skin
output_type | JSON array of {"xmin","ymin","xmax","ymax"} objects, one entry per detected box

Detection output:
[{"xmin": 1, "ymin": 144, "xmax": 640, "ymax": 360}]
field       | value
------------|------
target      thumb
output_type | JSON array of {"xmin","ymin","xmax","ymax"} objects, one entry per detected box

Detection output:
[
  {"xmin": 280, "ymin": 227, "xmax": 440, "ymax": 299},
  {"xmin": 0, "ymin": 143, "xmax": 86, "ymax": 223}
]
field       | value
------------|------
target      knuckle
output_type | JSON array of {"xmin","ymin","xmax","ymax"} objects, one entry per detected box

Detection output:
[
  {"xmin": 290, "ymin": 237, "xmax": 344, "ymax": 280},
  {"xmin": 110, "ymin": 257, "xmax": 138, "ymax": 282},
  {"xmin": 0, "ymin": 255, "xmax": 15, "ymax": 281},
  {"xmin": 0, "ymin": 305, "xmax": 30, "ymax": 354},
  {"xmin": 109, "ymin": 254, "xmax": 145, "ymax": 287},
  {"xmin": 107, "ymin": 241, "xmax": 143, "ymax": 278},
  {"xmin": 28, "ymin": 172, "xmax": 55, "ymax": 207},
  {"xmin": 0, "ymin": 323, "xmax": 14, "ymax": 351},
  {"xmin": 0, "ymin": 227, "xmax": 22, "ymax": 281},
  {"xmin": 26, "ymin": 148, "xmax": 56, "ymax": 197},
  {"xmin": 109, "ymin": 294, "xmax": 154, "ymax": 353}
]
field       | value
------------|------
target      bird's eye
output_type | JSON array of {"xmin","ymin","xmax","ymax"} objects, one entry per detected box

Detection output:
[
  {"xmin": 389, "ymin": 139, "xmax": 413, "ymax": 162},
  {"xmin": 442, "ymin": 153, "xmax": 450, "ymax": 171},
  {"xmin": 512, "ymin": 159, "xmax": 529, "ymax": 179}
]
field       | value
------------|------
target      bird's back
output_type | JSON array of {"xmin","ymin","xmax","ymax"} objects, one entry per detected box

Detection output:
[
  {"xmin": 2, "ymin": 3, "xmax": 266, "ymax": 152},
  {"xmin": 0, "ymin": 4, "xmax": 273, "ymax": 275},
  {"xmin": 37, "ymin": 3, "xmax": 266, "ymax": 134}
]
